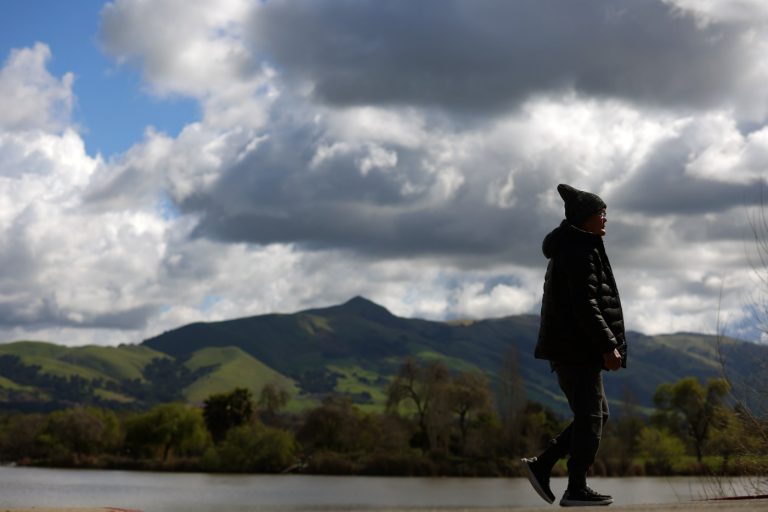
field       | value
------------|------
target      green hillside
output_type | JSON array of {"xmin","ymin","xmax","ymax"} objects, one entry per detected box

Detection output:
[
  {"xmin": 0, "ymin": 341, "xmax": 100, "ymax": 380},
  {"xmin": 0, "ymin": 341, "xmax": 164, "ymax": 382},
  {"xmin": 0, "ymin": 341, "xmax": 170, "ymax": 409},
  {"xmin": 62, "ymin": 344, "xmax": 166, "ymax": 382},
  {"xmin": 0, "ymin": 297, "xmax": 765, "ymax": 416},
  {"xmin": 182, "ymin": 346, "xmax": 299, "ymax": 404},
  {"xmin": 142, "ymin": 297, "xmax": 768, "ymax": 415}
]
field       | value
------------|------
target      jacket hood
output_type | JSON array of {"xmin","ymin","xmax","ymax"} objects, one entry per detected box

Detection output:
[
  {"xmin": 542, "ymin": 219, "xmax": 601, "ymax": 259},
  {"xmin": 542, "ymin": 224, "xmax": 564, "ymax": 259}
]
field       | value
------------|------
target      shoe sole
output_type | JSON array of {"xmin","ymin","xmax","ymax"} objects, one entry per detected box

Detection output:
[
  {"xmin": 521, "ymin": 458, "xmax": 555, "ymax": 504},
  {"xmin": 560, "ymin": 497, "xmax": 613, "ymax": 507}
]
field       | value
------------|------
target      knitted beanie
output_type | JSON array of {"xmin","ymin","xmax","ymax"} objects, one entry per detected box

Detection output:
[{"xmin": 557, "ymin": 184, "xmax": 606, "ymax": 227}]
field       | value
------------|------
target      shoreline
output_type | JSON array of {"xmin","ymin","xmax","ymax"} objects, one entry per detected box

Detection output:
[{"xmin": 7, "ymin": 461, "xmax": 768, "ymax": 479}]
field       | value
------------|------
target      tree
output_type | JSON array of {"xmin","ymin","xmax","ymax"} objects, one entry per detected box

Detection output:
[
  {"xmin": 387, "ymin": 358, "xmax": 451, "ymax": 452},
  {"xmin": 258, "ymin": 383, "xmax": 290, "ymax": 424},
  {"xmin": 713, "ymin": 194, "xmax": 768, "ymax": 493},
  {"xmin": 204, "ymin": 423, "xmax": 298, "ymax": 472},
  {"xmin": 706, "ymin": 407, "xmax": 747, "ymax": 472},
  {"xmin": 498, "ymin": 343, "xmax": 526, "ymax": 455},
  {"xmin": 203, "ymin": 387, "xmax": 254, "ymax": 443},
  {"xmin": 297, "ymin": 395, "xmax": 362, "ymax": 453},
  {"xmin": 613, "ymin": 386, "xmax": 646, "ymax": 467},
  {"xmin": 298, "ymin": 394, "xmax": 406, "ymax": 457},
  {"xmin": 38, "ymin": 406, "xmax": 121, "ymax": 460},
  {"xmin": 653, "ymin": 376, "xmax": 730, "ymax": 462},
  {"xmin": 0, "ymin": 413, "xmax": 46, "ymax": 462},
  {"xmin": 594, "ymin": 386, "xmax": 646, "ymax": 475},
  {"xmin": 638, "ymin": 426, "xmax": 686, "ymax": 474},
  {"xmin": 447, "ymin": 371, "xmax": 493, "ymax": 454},
  {"xmin": 124, "ymin": 403, "xmax": 209, "ymax": 462},
  {"xmin": 513, "ymin": 400, "xmax": 564, "ymax": 458}
]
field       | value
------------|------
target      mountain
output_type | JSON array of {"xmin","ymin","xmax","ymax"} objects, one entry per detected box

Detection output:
[{"xmin": 0, "ymin": 296, "xmax": 765, "ymax": 415}]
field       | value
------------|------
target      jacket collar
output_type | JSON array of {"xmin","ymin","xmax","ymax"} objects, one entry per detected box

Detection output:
[{"xmin": 562, "ymin": 220, "xmax": 604, "ymax": 249}]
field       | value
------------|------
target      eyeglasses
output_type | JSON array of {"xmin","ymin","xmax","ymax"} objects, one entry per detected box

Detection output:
[{"xmin": 598, "ymin": 211, "xmax": 607, "ymax": 219}]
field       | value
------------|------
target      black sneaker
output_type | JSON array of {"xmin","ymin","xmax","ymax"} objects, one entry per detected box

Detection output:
[
  {"xmin": 521, "ymin": 457, "xmax": 555, "ymax": 504},
  {"xmin": 560, "ymin": 486, "xmax": 613, "ymax": 507}
]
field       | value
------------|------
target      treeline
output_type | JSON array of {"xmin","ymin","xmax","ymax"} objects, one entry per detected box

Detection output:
[{"xmin": 0, "ymin": 358, "xmax": 765, "ymax": 477}]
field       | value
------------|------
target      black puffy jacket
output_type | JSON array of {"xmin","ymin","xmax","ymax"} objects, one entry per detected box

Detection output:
[{"xmin": 535, "ymin": 220, "xmax": 627, "ymax": 368}]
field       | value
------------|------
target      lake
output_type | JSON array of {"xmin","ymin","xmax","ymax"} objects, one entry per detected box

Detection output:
[{"xmin": 0, "ymin": 467, "xmax": 757, "ymax": 512}]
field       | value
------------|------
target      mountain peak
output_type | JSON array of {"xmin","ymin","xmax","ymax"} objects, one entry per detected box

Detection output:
[
  {"xmin": 344, "ymin": 295, "xmax": 378, "ymax": 306},
  {"xmin": 337, "ymin": 296, "xmax": 396, "ymax": 321}
]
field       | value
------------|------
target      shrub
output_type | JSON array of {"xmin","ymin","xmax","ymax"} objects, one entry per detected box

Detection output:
[
  {"xmin": 639, "ymin": 426, "xmax": 686, "ymax": 475},
  {"xmin": 203, "ymin": 423, "xmax": 297, "ymax": 472}
]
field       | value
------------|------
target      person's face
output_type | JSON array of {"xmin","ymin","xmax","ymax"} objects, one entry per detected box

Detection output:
[{"xmin": 581, "ymin": 209, "xmax": 607, "ymax": 236}]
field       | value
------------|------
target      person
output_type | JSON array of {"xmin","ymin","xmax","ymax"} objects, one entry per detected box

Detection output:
[{"xmin": 522, "ymin": 184, "xmax": 627, "ymax": 507}]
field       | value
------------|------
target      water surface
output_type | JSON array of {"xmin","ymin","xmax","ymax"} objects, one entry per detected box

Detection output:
[{"xmin": 0, "ymin": 467, "xmax": 755, "ymax": 512}]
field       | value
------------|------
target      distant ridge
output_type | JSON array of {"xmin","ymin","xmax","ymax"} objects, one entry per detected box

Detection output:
[
  {"xmin": 140, "ymin": 297, "xmax": 767, "ymax": 414},
  {"xmin": 0, "ymin": 297, "xmax": 765, "ymax": 414}
]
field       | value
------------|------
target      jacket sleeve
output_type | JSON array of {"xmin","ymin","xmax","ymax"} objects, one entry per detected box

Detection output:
[{"xmin": 564, "ymin": 248, "xmax": 618, "ymax": 354}]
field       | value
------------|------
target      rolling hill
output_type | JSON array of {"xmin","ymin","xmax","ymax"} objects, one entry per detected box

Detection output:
[
  {"xmin": 0, "ymin": 296, "xmax": 765, "ymax": 415},
  {"xmin": 181, "ymin": 346, "xmax": 300, "ymax": 405}
]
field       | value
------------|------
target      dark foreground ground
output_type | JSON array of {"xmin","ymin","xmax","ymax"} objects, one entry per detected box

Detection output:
[
  {"xmin": 387, "ymin": 499, "xmax": 766, "ymax": 512},
  {"xmin": 495, "ymin": 499, "xmax": 768, "ymax": 511},
  {"xmin": 4, "ymin": 499, "xmax": 767, "ymax": 512}
]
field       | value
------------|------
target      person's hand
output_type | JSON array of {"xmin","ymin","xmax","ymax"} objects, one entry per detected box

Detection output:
[{"xmin": 603, "ymin": 348, "xmax": 622, "ymax": 371}]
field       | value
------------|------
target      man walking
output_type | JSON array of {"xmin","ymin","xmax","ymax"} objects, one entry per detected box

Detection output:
[{"xmin": 522, "ymin": 184, "xmax": 627, "ymax": 507}]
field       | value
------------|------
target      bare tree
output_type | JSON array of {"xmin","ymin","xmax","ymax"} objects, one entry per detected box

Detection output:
[{"xmin": 709, "ymin": 192, "xmax": 768, "ymax": 496}]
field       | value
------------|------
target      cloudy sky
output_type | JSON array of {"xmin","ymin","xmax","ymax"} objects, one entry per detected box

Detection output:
[{"xmin": 2, "ymin": 0, "xmax": 768, "ymax": 347}]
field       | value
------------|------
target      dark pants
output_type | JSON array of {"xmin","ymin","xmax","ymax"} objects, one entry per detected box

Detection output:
[{"xmin": 536, "ymin": 365, "xmax": 609, "ymax": 490}]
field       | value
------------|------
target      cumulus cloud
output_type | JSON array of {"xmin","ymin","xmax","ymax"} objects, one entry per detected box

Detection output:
[
  {"xmin": 0, "ymin": 39, "xmax": 551, "ymax": 345},
  {"xmin": 0, "ymin": 43, "xmax": 167, "ymax": 339},
  {"xmin": 100, "ymin": 0, "xmax": 252, "ymax": 98},
  {"xmin": 85, "ymin": 0, "xmax": 768, "ymax": 342},
  {"xmin": 168, "ymin": 95, "xmax": 673, "ymax": 271},
  {"xmin": 610, "ymin": 123, "xmax": 765, "ymax": 216},
  {"xmin": 3, "ymin": 0, "xmax": 768, "ymax": 347},
  {"xmin": 0, "ymin": 132, "xmax": 162, "ymax": 332},
  {"xmin": 0, "ymin": 43, "xmax": 74, "ymax": 132}
]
